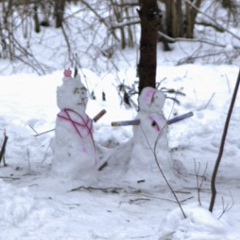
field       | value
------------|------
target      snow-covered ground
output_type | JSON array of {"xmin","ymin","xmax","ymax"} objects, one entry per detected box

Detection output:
[
  {"xmin": 0, "ymin": 2, "xmax": 240, "ymax": 239},
  {"xmin": 0, "ymin": 63, "xmax": 239, "ymax": 239}
]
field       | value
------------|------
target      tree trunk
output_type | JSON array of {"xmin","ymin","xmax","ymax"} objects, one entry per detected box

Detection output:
[
  {"xmin": 54, "ymin": 0, "xmax": 65, "ymax": 28},
  {"xmin": 185, "ymin": 0, "xmax": 202, "ymax": 38},
  {"xmin": 160, "ymin": 0, "xmax": 202, "ymax": 39},
  {"xmin": 33, "ymin": 1, "xmax": 40, "ymax": 33},
  {"xmin": 162, "ymin": 0, "xmax": 183, "ymax": 38},
  {"xmin": 137, "ymin": 0, "xmax": 159, "ymax": 94},
  {"xmin": 172, "ymin": 0, "xmax": 183, "ymax": 37},
  {"xmin": 222, "ymin": 0, "xmax": 233, "ymax": 8}
]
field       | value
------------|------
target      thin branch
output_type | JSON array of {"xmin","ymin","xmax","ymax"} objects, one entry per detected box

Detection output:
[
  {"xmin": 195, "ymin": 20, "xmax": 224, "ymax": 33},
  {"xmin": 111, "ymin": 20, "xmax": 140, "ymax": 29},
  {"xmin": 138, "ymin": 193, "xmax": 193, "ymax": 204},
  {"xmin": 184, "ymin": 0, "xmax": 240, "ymax": 41},
  {"xmin": 79, "ymin": 0, "xmax": 119, "ymax": 41},
  {"xmin": 218, "ymin": 193, "xmax": 234, "ymax": 219},
  {"xmin": 204, "ymin": 93, "xmax": 215, "ymax": 109},
  {"xmin": 141, "ymin": 124, "xmax": 187, "ymax": 218},
  {"xmin": 158, "ymin": 31, "xmax": 228, "ymax": 48},
  {"xmin": 70, "ymin": 185, "xmax": 125, "ymax": 194},
  {"xmin": 194, "ymin": 160, "xmax": 208, "ymax": 206},
  {"xmin": 209, "ymin": 68, "xmax": 240, "ymax": 212},
  {"xmin": 0, "ymin": 131, "xmax": 8, "ymax": 166}
]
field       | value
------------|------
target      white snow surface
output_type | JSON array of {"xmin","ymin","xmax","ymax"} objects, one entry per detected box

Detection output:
[{"xmin": 0, "ymin": 63, "xmax": 240, "ymax": 239}]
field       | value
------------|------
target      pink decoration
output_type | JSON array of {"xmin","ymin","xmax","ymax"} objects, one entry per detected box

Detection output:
[
  {"xmin": 64, "ymin": 68, "xmax": 72, "ymax": 78},
  {"xmin": 57, "ymin": 108, "xmax": 98, "ymax": 164},
  {"xmin": 144, "ymin": 88, "xmax": 155, "ymax": 103},
  {"xmin": 57, "ymin": 109, "xmax": 93, "ymax": 138},
  {"xmin": 149, "ymin": 114, "xmax": 166, "ymax": 133}
]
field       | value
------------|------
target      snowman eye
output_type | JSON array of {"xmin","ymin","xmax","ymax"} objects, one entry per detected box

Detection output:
[
  {"xmin": 150, "ymin": 119, "xmax": 160, "ymax": 132},
  {"xmin": 151, "ymin": 121, "xmax": 157, "ymax": 127},
  {"xmin": 73, "ymin": 88, "xmax": 80, "ymax": 94},
  {"xmin": 81, "ymin": 87, "xmax": 87, "ymax": 96}
]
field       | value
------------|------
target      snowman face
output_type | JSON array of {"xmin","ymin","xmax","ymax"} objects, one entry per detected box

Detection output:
[
  {"xmin": 73, "ymin": 86, "xmax": 88, "ymax": 106},
  {"xmin": 150, "ymin": 91, "xmax": 165, "ymax": 112},
  {"xmin": 139, "ymin": 87, "xmax": 165, "ymax": 113},
  {"xmin": 57, "ymin": 80, "xmax": 88, "ymax": 112}
]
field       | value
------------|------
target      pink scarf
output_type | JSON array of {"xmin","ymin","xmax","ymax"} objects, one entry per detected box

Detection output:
[{"xmin": 57, "ymin": 108, "xmax": 98, "ymax": 164}]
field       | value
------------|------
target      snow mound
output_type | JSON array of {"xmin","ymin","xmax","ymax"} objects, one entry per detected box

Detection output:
[
  {"xmin": 0, "ymin": 179, "xmax": 50, "ymax": 228},
  {"xmin": 159, "ymin": 204, "xmax": 236, "ymax": 240}
]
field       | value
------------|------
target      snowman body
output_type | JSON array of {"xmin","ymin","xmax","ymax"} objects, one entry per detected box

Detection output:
[
  {"xmin": 51, "ymin": 70, "xmax": 97, "ymax": 179},
  {"xmin": 100, "ymin": 87, "xmax": 174, "ymax": 183},
  {"xmin": 129, "ymin": 87, "xmax": 173, "ymax": 180}
]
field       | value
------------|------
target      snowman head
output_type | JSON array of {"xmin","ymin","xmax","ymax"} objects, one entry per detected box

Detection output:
[
  {"xmin": 57, "ymin": 69, "xmax": 88, "ymax": 113},
  {"xmin": 139, "ymin": 87, "xmax": 165, "ymax": 113}
]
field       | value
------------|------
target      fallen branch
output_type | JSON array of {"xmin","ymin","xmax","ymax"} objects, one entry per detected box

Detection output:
[
  {"xmin": 70, "ymin": 186, "xmax": 126, "ymax": 194},
  {"xmin": 0, "ymin": 176, "xmax": 20, "ymax": 180}
]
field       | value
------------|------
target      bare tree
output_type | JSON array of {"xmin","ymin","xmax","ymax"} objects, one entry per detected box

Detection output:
[{"xmin": 1, "ymin": 0, "xmax": 240, "ymax": 72}]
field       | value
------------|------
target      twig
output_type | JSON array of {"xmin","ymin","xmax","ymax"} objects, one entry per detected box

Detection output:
[
  {"xmin": 218, "ymin": 193, "xmax": 234, "ymax": 219},
  {"xmin": 204, "ymin": 93, "xmax": 215, "ymax": 109},
  {"xmin": 135, "ymin": 193, "xmax": 193, "ymax": 204},
  {"xmin": 194, "ymin": 160, "xmax": 201, "ymax": 206},
  {"xmin": 70, "ymin": 186, "xmax": 126, "ymax": 194},
  {"xmin": 28, "ymin": 124, "xmax": 38, "ymax": 134},
  {"xmin": 0, "ymin": 131, "xmax": 8, "ymax": 166},
  {"xmin": 225, "ymin": 75, "xmax": 231, "ymax": 94},
  {"xmin": 194, "ymin": 160, "xmax": 208, "ymax": 206},
  {"xmin": 141, "ymin": 124, "xmax": 187, "ymax": 218},
  {"xmin": 0, "ymin": 176, "xmax": 20, "ymax": 180},
  {"xmin": 41, "ymin": 139, "xmax": 52, "ymax": 164},
  {"xmin": 27, "ymin": 148, "xmax": 31, "ymax": 174},
  {"xmin": 209, "ymin": 68, "xmax": 240, "ymax": 212},
  {"xmin": 34, "ymin": 128, "xmax": 55, "ymax": 137}
]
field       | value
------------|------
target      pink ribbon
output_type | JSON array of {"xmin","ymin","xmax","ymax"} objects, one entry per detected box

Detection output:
[
  {"xmin": 57, "ymin": 108, "xmax": 98, "ymax": 164},
  {"xmin": 149, "ymin": 114, "xmax": 166, "ymax": 133}
]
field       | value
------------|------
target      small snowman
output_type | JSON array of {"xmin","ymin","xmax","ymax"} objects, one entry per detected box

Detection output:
[
  {"xmin": 129, "ymin": 87, "xmax": 173, "ymax": 181},
  {"xmin": 99, "ymin": 87, "xmax": 174, "ymax": 184},
  {"xmin": 51, "ymin": 68, "xmax": 98, "ymax": 180}
]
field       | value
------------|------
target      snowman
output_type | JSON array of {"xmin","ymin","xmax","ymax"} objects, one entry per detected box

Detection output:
[
  {"xmin": 51, "ymin": 68, "xmax": 98, "ymax": 180},
  {"xmin": 99, "ymin": 87, "xmax": 175, "ymax": 184},
  {"xmin": 129, "ymin": 87, "xmax": 174, "ymax": 181}
]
